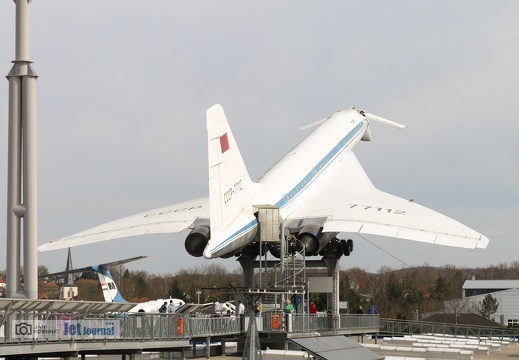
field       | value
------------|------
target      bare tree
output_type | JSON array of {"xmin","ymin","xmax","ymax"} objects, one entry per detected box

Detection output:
[{"xmin": 444, "ymin": 297, "xmax": 478, "ymax": 323}]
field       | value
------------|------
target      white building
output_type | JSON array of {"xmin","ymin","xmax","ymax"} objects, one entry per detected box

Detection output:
[
  {"xmin": 445, "ymin": 280, "xmax": 519, "ymax": 327},
  {"xmin": 0, "ymin": 278, "xmax": 6, "ymax": 295}
]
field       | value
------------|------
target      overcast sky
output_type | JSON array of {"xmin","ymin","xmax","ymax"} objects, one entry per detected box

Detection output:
[{"xmin": 1, "ymin": 1, "xmax": 518, "ymax": 277}]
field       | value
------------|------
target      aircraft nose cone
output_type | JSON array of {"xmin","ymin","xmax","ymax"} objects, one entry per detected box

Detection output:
[{"xmin": 203, "ymin": 248, "xmax": 212, "ymax": 259}]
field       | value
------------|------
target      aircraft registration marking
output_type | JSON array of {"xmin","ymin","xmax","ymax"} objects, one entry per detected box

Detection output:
[
  {"xmin": 223, "ymin": 179, "xmax": 243, "ymax": 204},
  {"xmin": 347, "ymin": 204, "xmax": 406, "ymax": 215},
  {"xmin": 144, "ymin": 206, "xmax": 203, "ymax": 217}
]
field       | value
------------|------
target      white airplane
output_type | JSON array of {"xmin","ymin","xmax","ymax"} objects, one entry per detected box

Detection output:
[
  {"xmin": 38, "ymin": 105, "xmax": 489, "ymax": 260},
  {"xmin": 44, "ymin": 255, "xmax": 185, "ymax": 313}
]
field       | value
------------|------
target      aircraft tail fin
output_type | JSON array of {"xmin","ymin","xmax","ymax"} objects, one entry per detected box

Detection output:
[
  {"xmin": 205, "ymin": 105, "xmax": 261, "ymax": 257},
  {"xmin": 42, "ymin": 255, "xmax": 147, "ymax": 303},
  {"xmin": 94, "ymin": 265, "xmax": 127, "ymax": 303}
]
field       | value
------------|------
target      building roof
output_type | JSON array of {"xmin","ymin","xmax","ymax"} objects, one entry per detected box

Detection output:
[
  {"xmin": 42, "ymin": 282, "xmax": 59, "ymax": 289},
  {"xmin": 0, "ymin": 298, "xmax": 136, "ymax": 314},
  {"xmin": 292, "ymin": 336, "xmax": 383, "ymax": 360},
  {"xmin": 463, "ymin": 280, "xmax": 519, "ymax": 290}
]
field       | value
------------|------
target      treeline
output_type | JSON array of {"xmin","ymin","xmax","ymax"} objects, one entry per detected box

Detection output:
[
  {"xmin": 34, "ymin": 261, "xmax": 519, "ymax": 319},
  {"xmin": 342, "ymin": 262, "xmax": 519, "ymax": 319}
]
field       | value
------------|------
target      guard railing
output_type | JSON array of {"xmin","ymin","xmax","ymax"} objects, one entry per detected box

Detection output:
[
  {"xmin": 0, "ymin": 311, "xmax": 379, "ymax": 344},
  {"xmin": 380, "ymin": 318, "xmax": 519, "ymax": 340}
]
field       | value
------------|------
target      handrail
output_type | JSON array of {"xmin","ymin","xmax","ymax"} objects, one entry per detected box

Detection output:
[
  {"xmin": 380, "ymin": 318, "xmax": 519, "ymax": 340},
  {"xmin": 274, "ymin": 238, "xmax": 306, "ymax": 287},
  {"xmin": 0, "ymin": 311, "xmax": 379, "ymax": 346}
]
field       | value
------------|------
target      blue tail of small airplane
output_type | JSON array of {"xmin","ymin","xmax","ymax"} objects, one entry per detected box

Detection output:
[
  {"xmin": 42, "ymin": 253, "xmax": 148, "ymax": 303},
  {"xmin": 43, "ymin": 252, "xmax": 187, "ymax": 313},
  {"xmin": 92, "ymin": 264, "xmax": 128, "ymax": 302}
]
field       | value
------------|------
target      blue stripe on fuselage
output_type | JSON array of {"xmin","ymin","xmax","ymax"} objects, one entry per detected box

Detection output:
[
  {"xmin": 211, "ymin": 120, "xmax": 366, "ymax": 254},
  {"xmin": 274, "ymin": 120, "xmax": 366, "ymax": 209}
]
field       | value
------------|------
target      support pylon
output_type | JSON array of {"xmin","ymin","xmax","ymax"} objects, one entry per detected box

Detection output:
[{"xmin": 242, "ymin": 311, "xmax": 262, "ymax": 360}]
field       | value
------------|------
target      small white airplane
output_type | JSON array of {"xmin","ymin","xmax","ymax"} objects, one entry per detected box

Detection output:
[
  {"xmin": 44, "ymin": 255, "xmax": 185, "ymax": 313},
  {"xmin": 38, "ymin": 105, "xmax": 489, "ymax": 260}
]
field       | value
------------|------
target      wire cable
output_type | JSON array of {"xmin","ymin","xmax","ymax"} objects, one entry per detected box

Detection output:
[{"xmin": 356, "ymin": 233, "xmax": 413, "ymax": 269}]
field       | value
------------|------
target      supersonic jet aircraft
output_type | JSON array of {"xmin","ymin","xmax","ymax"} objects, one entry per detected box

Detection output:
[{"xmin": 38, "ymin": 105, "xmax": 489, "ymax": 260}]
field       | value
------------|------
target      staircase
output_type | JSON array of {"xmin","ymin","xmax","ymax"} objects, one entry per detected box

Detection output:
[
  {"xmin": 276, "ymin": 254, "xmax": 306, "ymax": 287},
  {"xmin": 252, "ymin": 242, "xmax": 307, "ymax": 312}
]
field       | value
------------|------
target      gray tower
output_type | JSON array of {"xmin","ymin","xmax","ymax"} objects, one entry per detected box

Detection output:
[{"xmin": 5, "ymin": 0, "xmax": 39, "ymax": 299}]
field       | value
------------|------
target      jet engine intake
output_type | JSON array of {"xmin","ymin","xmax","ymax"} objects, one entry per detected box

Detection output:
[
  {"xmin": 268, "ymin": 244, "xmax": 281, "ymax": 258},
  {"xmin": 185, "ymin": 226, "xmax": 210, "ymax": 257}
]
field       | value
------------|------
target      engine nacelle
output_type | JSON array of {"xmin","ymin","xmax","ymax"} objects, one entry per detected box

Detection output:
[
  {"xmin": 185, "ymin": 226, "xmax": 210, "ymax": 257},
  {"xmin": 296, "ymin": 226, "xmax": 337, "ymax": 256},
  {"xmin": 268, "ymin": 243, "xmax": 281, "ymax": 258}
]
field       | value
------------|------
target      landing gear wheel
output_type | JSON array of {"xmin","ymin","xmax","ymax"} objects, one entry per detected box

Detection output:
[{"xmin": 340, "ymin": 239, "xmax": 350, "ymax": 256}]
